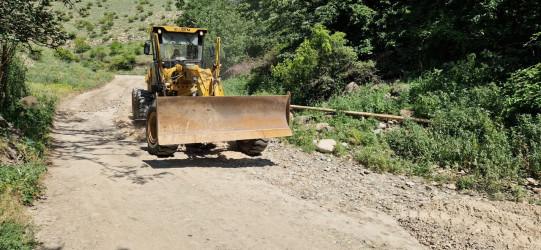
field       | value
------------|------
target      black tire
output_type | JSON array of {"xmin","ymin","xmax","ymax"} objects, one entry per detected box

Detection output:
[
  {"xmin": 137, "ymin": 89, "xmax": 153, "ymax": 120},
  {"xmin": 131, "ymin": 88, "xmax": 140, "ymax": 120},
  {"xmin": 146, "ymin": 101, "xmax": 178, "ymax": 157},
  {"xmin": 237, "ymin": 138, "xmax": 269, "ymax": 156}
]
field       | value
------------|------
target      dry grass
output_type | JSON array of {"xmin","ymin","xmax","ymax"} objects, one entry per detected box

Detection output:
[{"xmin": 0, "ymin": 191, "xmax": 29, "ymax": 226}]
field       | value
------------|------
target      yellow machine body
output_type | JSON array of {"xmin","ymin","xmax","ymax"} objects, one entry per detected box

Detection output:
[{"xmin": 144, "ymin": 26, "xmax": 291, "ymax": 145}]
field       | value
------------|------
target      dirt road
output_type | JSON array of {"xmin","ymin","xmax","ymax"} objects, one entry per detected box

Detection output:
[{"xmin": 31, "ymin": 76, "xmax": 423, "ymax": 249}]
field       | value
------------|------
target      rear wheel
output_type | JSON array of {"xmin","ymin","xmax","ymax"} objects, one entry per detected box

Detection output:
[
  {"xmin": 137, "ymin": 90, "xmax": 153, "ymax": 120},
  {"xmin": 146, "ymin": 101, "xmax": 178, "ymax": 157},
  {"xmin": 237, "ymin": 139, "xmax": 269, "ymax": 156}
]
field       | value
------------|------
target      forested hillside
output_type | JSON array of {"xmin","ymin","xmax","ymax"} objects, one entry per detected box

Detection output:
[{"xmin": 177, "ymin": 0, "xmax": 541, "ymax": 200}]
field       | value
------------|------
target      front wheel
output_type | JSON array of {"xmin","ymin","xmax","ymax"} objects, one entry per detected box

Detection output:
[
  {"xmin": 131, "ymin": 88, "xmax": 140, "ymax": 120},
  {"xmin": 237, "ymin": 138, "xmax": 269, "ymax": 156},
  {"xmin": 146, "ymin": 101, "xmax": 178, "ymax": 157}
]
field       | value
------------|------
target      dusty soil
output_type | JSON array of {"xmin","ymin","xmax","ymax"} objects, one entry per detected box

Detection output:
[{"xmin": 30, "ymin": 75, "xmax": 540, "ymax": 249}]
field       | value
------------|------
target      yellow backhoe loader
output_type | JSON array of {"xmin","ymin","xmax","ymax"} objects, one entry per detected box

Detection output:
[{"xmin": 132, "ymin": 26, "xmax": 292, "ymax": 157}]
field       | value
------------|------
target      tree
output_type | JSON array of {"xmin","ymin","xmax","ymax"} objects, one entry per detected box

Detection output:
[
  {"xmin": 175, "ymin": 0, "xmax": 257, "ymax": 68},
  {"xmin": 0, "ymin": 0, "xmax": 73, "ymax": 107}
]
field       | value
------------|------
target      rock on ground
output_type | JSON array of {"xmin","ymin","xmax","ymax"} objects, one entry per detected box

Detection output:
[
  {"xmin": 315, "ymin": 123, "xmax": 332, "ymax": 131},
  {"xmin": 317, "ymin": 139, "xmax": 336, "ymax": 153},
  {"xmin": 20, "ymin": 95, "xmax": 38, "ymax": 108},
  {"xmin": 293, "ymin": 115, "xmax": 312, "ymax": 125},
  {"xmin": 344, "ymin": 82, "xmax": 360, "ymax": 93}
]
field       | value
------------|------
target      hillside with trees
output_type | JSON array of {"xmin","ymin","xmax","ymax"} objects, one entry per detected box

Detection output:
[{"xmin": 176, "ymin": 0, "xmax": 541, "ymax": 200}]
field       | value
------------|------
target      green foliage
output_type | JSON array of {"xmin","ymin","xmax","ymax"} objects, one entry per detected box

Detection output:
[
  {"xmin": 109, "ymin": 40, "xmax": 124, "ymax": 56},
  {"xmin": 27, "ymin": 48, "xmax": 113, "ymax": 91},
  {"xmin": 106, "ymin": 40, "xmax": 144, "ymax": 71},
  {"xmin": 0, "ymin": 219, "xmax": 36, "ymax": 250},
  {"xmin": 89, "ymin": 46, "xmax": 107, "ymax": 60},
  {"xmin": 99, "ymin": 12, "xmax": 116, "ymax": 34},
  {"xmin": 503, "ymin": 63, "xmax": 541, "ymax": 118},
  {"xmin": 54, "ymin": 47, "xmax": 75, "ymax": 62},
  {"xmin": 355, "ymin": 145, "xmax": 405, "ymax": 174},
  {"xmin": 365, "ymin": 0, "xmax": 541, "ymax": 75},
  {"xmin": 512, "ymin": 115, "xmax": 541, "ymax": 178},
  {"xmin": 269, "ymin": 25, "xmax": 377, "ymax": 104},
  {"xmin": 0, "ymin": 163, "xmax": 46, "ymax": 204},
  {"xmin": 0, "ymin": 54, "xmax": 53, "ymax": 153},
  {"xmin": 385, "ymin": 121, "xmax": 435, "ymax": 162},
  {"xmin": 1, "ymin": 0, "xmax": 73, "ymax": 110},
  {"xmin": 176, "ymin": 0, "xmax": 258, "ymax": 68},
  {"xmin": 74, "ymin": 38, "xmax": 91, "ymax": 53},
  {"xmin": 28, "ymin": 47, "xmax": 43, "ymax": 61},
  {"xmin": 1, "ymin": 0, "xmax": 72, "ymax": 47},
  {"xmin": 66, "ymin": 31, "xmax": 76, "ymax": 40},
  {"xmin": 326, "ymin": 84, "xmax": 407, "ymax": 115},
  {"xmin": 109, "ymin": 51, "xmax": 136, "ymax": 70},
  {"xmin": 222, "ymin": 76, "xmax": 249, "ymax": 96},
  {"xmin": 285, "ymin": 126, "xmax": 318, "ymax": 152},
  {"xmin": 408, "ymin": 55, "xmax": 505, "ymax": 119},
  {"xmin": 0, "ymin": 54, "xmax": 28, "ymax": 112},
  {"xmin": 0, "ymin": 56, "xmax": 55, "ymax": 153},
  {"xmin": 74, "ymin": 19, "xmax": 95, "ymax": 33}
]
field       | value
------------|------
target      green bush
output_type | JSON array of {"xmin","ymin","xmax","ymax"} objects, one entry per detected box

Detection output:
[
  {"xmin": 0, "ymin": 162, "xmax": 46, "ymax": 204},
  {"xmin": 385, "ymin": 121, "xmax": 435, "ymax": 162},
  {"xmin": 2, "ymin": 94, "xmax": 56, "ymax": 153},
  {"xmin": 513, "ymin": 115, "xmax": 541, "ymax": 178},
  {"xmin": 285, "ymin": 126, "xmax": 317, "ymax": 152},
  {"xmin": 503, "ymin": 63, "xmax": 541, "ymax": 118},
  {"xmin": 109, "ymin": 40, "xmax": 123, "ymax": 56},
  {"xmin": 74, "ymin": 38, "xmax": 91, "ymax": 53},
  {"xmin": 99, "ymin": 12, "xmax": 115, "ymax": 33},
  {"xmin": 109, "ymin": 51, "xmax": 136, "ymax": 70},
  {"xmin": 271, "ymin": 25, "xmax": 377, "ymax": 105},
  {"xmin": 0, "ymin": 219, "xmax": 36, "ymax": 249},
  {"xmin": 222, "ymin": 76, "xmax": 249, "ymax": 96},
  {"xmin": 326, "ymin": 84, "xmax": 407, "ymax": 115},
  {"xmin": 28, "ymin": 47, "xmax": 43, "ymax": 61},
  {"xmin": 54, "ymin": 47, "xmax": 75, "ymax": 62},
  {"xmin": 89, "ymin": 46, "xmax": 106, "ymax": 60},
  {"xmin": 0, "ymin": 55, "xmax": 28, "ymax": 112},
  {"xmin": 74, "ymin": 19, "xmax": 94, "ymax": 32},
  {"xmin": 176, "ymin": 0, "xmax": 259, "ymax": 68},
  {"xmin": 408, "ymin": 55, "xmax": 505, "ymax": 119},
  {"xmin": 355, "ymin": 145, "xmax": 406, "ymax": 174},
  {"xmin": 67, "ymin": 31, "xmax": 76, "ymax": 40},
  {"xmin": 81, "ymin": 60, "xmax": 106, "ymax": 72}
]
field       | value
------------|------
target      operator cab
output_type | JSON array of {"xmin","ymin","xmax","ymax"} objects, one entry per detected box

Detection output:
[{"xmin": 145, "ymin": 26, "xmax": 208, "ymax": 68}]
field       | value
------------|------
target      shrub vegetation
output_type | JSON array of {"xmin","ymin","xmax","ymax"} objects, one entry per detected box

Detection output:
[{"xmin": 192, "ymin": 0, "xmax": 541, "ymax": 201}]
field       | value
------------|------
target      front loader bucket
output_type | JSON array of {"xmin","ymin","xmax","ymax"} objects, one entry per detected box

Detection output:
[{"xmin": 156, "ymin": 95, "xmax": 292, "ymax": 145}]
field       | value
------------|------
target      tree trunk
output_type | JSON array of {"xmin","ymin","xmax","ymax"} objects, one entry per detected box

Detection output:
[{"xmin": 0, "ymin": 42, "xmax": 12, "ymax": 108}]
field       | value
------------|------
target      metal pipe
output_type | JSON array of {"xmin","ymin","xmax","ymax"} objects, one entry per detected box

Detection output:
[{"xmin": 289, "ymin": 105, "xmax": 430, "ymax": 124}]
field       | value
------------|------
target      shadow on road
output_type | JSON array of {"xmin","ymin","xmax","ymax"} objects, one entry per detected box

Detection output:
[
  {"xmin": 143, "ymin": 143, "xmax": 277, "ymax": 169},
  {"xmin": 143, "ymin": 157, "xmax": 276, "ymax": 169}
]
